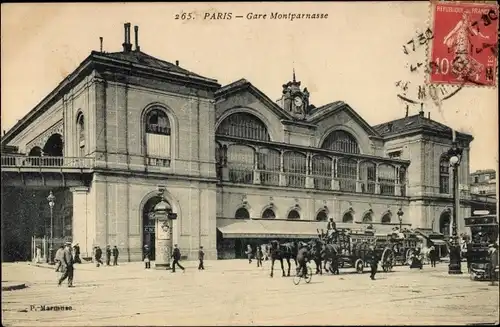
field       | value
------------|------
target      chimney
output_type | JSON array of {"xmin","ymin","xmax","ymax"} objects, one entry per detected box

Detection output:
[
  {"xmin": 419, "ymin": 103, "xmax": 424, "ymax": 116},
  {"xmin": 99, "ymin": 37, "xmax": 103, "ymax": 52},
  {"xmin": 122, "ymin": 23, "xmax": 132, "ymax": 52},
  {"xmin": 175, "ymin": 60, "xmax": 179, "ymax": 66},
  {"xmin": 405, "ymin": 105, "xmax": 409, "ymax": 118},
  {"xmin": 134, "ymin": 25, "xmax": 140, "ymax": 51}
]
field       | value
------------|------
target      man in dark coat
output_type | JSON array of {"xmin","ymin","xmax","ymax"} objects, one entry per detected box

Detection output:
[
  {"xmin": 198, "ymin": 246, "xmax": 205, "ymax": 270},
  {"xmin": 95, "ymin": 246, "xmax": 103, "ymax": 267},
  {"xmin": 105, "ymin": 245, "xmax": 112, "ymax": 266},
  {"xmin": 367, "ymin": 245, "xmax": 379, "ymax": 280},
  {"xmin": 58, "ymin": 242, "xmax": 74, "ymax": 287},
  {"xmin": 171, "ymin": 244, "xmax": 185, "ymax": 273},
  {"xmin": 73, "ymin": 243, "xmax": 81, "ymax": 264},
  {"xmin": 112, "ymin": 246, "xmax": 119, "ymax": 266},
  {"xmin": 488, "ymin": 244, "xmax": 498, "ymax": 286}
]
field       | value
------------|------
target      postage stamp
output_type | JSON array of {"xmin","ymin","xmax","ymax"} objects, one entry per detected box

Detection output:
[{"xmin": 429, "ymin": 1, "xmax": 499, "ymax": 87}]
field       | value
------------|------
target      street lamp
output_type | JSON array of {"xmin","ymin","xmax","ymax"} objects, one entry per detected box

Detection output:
[
  {"xmin": 447, "ymin": 141, "xmax": 463, "ymax": 275},
  {"xmin": 152, "ymin": 189, "xmax": 177, "ymax": 269},
  {"xmin": 397, "ymin": 208, "xmax": 404, "ymax": 231},
  {"xmin": 47, "ymin": 191, "xmax": 56, "ymax": 265}
]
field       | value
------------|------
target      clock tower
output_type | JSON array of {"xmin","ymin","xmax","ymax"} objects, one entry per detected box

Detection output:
[{"xmin": 276, "ymin": 69, "xmax": 310, "ymax": 120}]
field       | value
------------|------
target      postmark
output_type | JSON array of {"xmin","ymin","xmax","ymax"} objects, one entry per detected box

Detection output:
[{"xmin": 429, "ymin": 1, "xmax": 499, "ymax": 87}]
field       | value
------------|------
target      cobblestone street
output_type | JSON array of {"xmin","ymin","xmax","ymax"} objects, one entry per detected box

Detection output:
[{"xmin": 2, "ymin": 260, "xmax": 499, "ymax": 326}]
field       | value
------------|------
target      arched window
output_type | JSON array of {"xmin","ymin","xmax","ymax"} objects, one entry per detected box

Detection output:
[
  {"xmin": 337, "ymin": 158, "xmax": 357, "ymax": 192},
  {"xmin": 362, "ymin": 211, "xmax": 373, "ymax": 223},
  {"xmin": 145, "ymin": 108, "xmax": 171, "ymax": 167},
  {"xmin": 28, "ymin": 147, "xmax": 42, "ymax": 157},
  {"xmin": 262, "ymin": 208, "xmax": 276, "ymax": 219},
  {"xmin": 321, "ymin": 130, "xmax": 360, "ymax": 154},
  {"xmin": 360, "ymin": 161, "xmax": 376, "ymax": 194},
  {"xmin": 312, "ymin": 155, "xmax": 332, "ymax": 190},
  {"xmin": 283, "ymin": 151, "xmax": 306, "ymax": 188},
  {"xmin": 342, "ymin": 212, "xmax": 354, "ymax": 223},
  {"xmin": 381, "ymin": 213, "xmax": 392, "ymax": 224},
  {"xmin": 235, "ymin": 208, "xmax": 250, "ymax": 219},
  {"xmin": 257, "ymin": 148, "xmax": 280, "ymax": 186},
  {"xmin": 439, "ymin": 155, "xmax": 450, "ymax": 194},
  {"xmin": 379, "ymin": 164, "xmax": 396, "ymax": 195},
  {"xmin": 316, "ymin": 210, "xmax": 328, "ymax": 221},
  {"xmin": 440, "ymin": 211, "xmax": 451, "ymax": 236},
  {"xmin": 43, "ymin": 133, "xmax": 63, "ymax": 157},
  {"xmin": 77, "ymin": 113, "xmax": 85, "ymax": 157},
  {"xmin": 216, "ymin": 113, "xmax": 270, "ymax": 141},
  {"xmin": 287, "ymin": 210, "xmax": 300, "ymax": 220},
  {"xmin": 399, "ymin": 167, "xmax": 407, "ymax": 197},
  {"xmin": 227, "ymin": 144, "xmax": 254, "ymax": 184}
]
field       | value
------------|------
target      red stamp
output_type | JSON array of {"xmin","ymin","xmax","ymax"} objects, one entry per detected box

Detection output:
[{"xmin": 429, "ymin": 1, "xmax": 498, "ymax": 87}]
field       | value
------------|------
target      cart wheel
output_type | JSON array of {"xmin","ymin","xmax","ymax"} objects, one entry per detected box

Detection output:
[
  {"xmin": 305, "ymin": 266, "xmax": 313, "ymax": 284},
  {"xmin": 355, "ymin": 259, "xmax": 364, "ymax": 273},
  {"xmin": 293, "ymin": 274, "xmax": 301, "ymax": 285}
]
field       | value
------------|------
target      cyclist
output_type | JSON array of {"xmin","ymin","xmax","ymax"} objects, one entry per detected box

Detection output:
[{"xmin": 296, "ymin": 243, "xmax": 311, "ymax": 278}]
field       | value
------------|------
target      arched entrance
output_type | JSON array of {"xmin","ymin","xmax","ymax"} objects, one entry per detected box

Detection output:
[
  {"xmin": 43, "ymin": 134, "xmax": 63, "ymax": 157},
  {"xmin": 142, "ymin": 195, "xmax": 167, "ymax": 261},
  {"xmin": 440, "ymin": 211, "xmax": 451, "ymax": 236}
]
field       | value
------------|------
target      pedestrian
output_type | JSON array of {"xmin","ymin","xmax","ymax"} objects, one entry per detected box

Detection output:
[
  {"xmin": 245, "ymin": 244, "xmax": 253, "ymax": 264},
  {"xmin": 105, "ymin": 245, "xmax": 111, "ymax": 266},
  {"xmin": 429, "ymin": 245, "xmax": 437, "ymax": 267},
  {"xmin": 488, "ymin": 244, "xmax": 498, "ymax": 286},
  {"xmin": 95, "ymin": 246, "xmax": 103, "ymax": 267},
  {"xmin": 144, "ymin": 245, "xmax": 151, "ymax": 269},
  {"xmin": 198, "ymin": 246, "xmax": 205, "ymax": 270},
  {"xmin": 112, "ymin": 246, "xmax": 119, "ymax": 266},
  {"xmin": 58, "ymin": 242, "xmax": 74, "ymax": 287},
  {"xmin": 256, "ymin": 246, "xmax": 263, "ymax": 267},
  {"xmin": 466, "ymin": 243, "xmax": 472, "ymax": 273},
  {"xmin": 73, "ymin": 243, "xmax": 81, "ymax": 264},
  {"xmin": 171, "ymin": 244, "xmax": 185, "ymax": 273},
  {"xmin": 54, "ymin": 245, "xmax": 65, "ymax": 272},
  {"xmin": 35, "ymin": 245, "xmax": 42, "ymax": 263},
  {"xmin": 367, "ymin": 244, "xmax": 379, "ymax": 280}
]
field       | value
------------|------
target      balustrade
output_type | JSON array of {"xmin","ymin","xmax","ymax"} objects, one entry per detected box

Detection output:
[{"xmin": 1, "ymin": 156, "xmax": 95, "ymax": 169}]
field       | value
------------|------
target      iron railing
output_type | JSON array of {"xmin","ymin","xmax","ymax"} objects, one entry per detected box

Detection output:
[{"xmin": 1, "ymin": 156, "xmax": 95, "ymax": 169}]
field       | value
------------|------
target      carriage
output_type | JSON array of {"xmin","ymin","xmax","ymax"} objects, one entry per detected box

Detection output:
[
  {"xmin": 383, "ymin": 230, "xmax": 421, "ymax": 266},
  {"xmin": 328, "ymin": 228, "xmax": 395, "ymax": 273},
  {"xmin": 464, "ymin": 214, "xmax": 499, "ymax": 281}
]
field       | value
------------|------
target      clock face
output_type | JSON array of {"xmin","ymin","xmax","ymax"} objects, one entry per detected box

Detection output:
[{"xmin": 294, "ymin": 96, "xmax": 303, "ymax": 107}]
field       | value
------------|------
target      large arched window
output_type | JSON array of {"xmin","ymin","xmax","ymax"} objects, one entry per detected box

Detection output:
[
  {"xmin": 235, "ymin": 208, "xmax": 250, "ymax": 219},
  {"xmin": 257, "ymin": 148, "xmax": 280, "ymax": 186},
  {"xmin": 359, "ymin": 161, "xmax": 376, "ymax": 194},
  {"xmin": 342, "ymin": 212, "xmax": 354, "ymax": 223},
  {"xmin": 283, "ymin": 151, "xmax": 307, "ymax": 188},
  {"xmin": 381, "ymin": 212, "xmax": 392, "ymax": 224},
  {"xmin": 440, "ymin": 211, "xmax": 451, "ymax": 236},
  {"xmin": 287, "ymin": 210, "xmax": 300, "ymax": 220},
  {"xmin": 321, "ymin": 130, "xmax": 360, "ymax": 154},
  {"xmin": 439, "ymin": 155, "xmax": 450, "ymax": 194},
  {"xmin": 312, "ymin": 155, "xmax": 332, "ymax": 190},
  {"xmin": 227, "ymin": 144, "xmax": 254, "ymax": 184},
  {"xmin": 77, "ymin": 113, "xmax": 85, "ymax": 157},
  {"xmin": 337, "ymin": 158, "xmax": 357, "ymax": 192},
  {"xmin": 362, "ymin": 211, "xmax": 373, "ymax": 223},
  {"xmin": 316, "ymin": 210, "xmax": 328, "ymax": 221},
  {"xmin": 216, "ymin": 112, "xmax": 270, "ymax": 141},
  {"xmin": 379, "ymin": 164, "xmax": 396, "ymax": 195},
  {"xmin": 262, "ymin": 208, "xmax": 276, "ymax": 219},
  {"xmin": 145, "ymin": 108, "xmax": 171, "ymax": 167}
]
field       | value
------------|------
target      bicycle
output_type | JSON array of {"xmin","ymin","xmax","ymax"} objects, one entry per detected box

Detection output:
[{"xmin": 293, "ymin": 264, "xmax": 313, "ymax": 285}]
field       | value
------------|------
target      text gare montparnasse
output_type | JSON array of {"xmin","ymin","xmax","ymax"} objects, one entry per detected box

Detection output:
[{"xmin": 203, "ymin": 12, "xmax": 329, "ymax": 21}]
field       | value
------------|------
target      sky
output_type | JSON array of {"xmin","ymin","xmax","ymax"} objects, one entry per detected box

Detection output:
[{"xmin": 1, "ymin": 2, "xmax": 498, "ymax": 172}]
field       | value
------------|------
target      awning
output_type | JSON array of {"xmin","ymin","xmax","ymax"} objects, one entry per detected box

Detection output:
[
  {"xmin": 429, "ymin": 239, "xmax": 447, "ymax": 245},
  {"xmin": 415, "ymin": 229, "xmax": 445, "ymax": 239}
]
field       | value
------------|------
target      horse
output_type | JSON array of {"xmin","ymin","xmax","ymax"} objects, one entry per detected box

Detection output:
[
  {"xmin": 308, "ymin": 238, "xmax": 325, "ymax": 275},
  {"xmin": 269, "ymin": 240, "xmax": 298, "ymax": 277},
  {"xmin": 321, "ymin": 241, "xmax": 341, "ymax": 275}
]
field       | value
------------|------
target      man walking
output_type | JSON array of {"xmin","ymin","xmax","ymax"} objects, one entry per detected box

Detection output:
[
  {"xmin": 73, "ymin": 243, "xmax": 82, "ymax": 264},
  {"xmin": 112, "ymin": 246, "xmax": 119, "ymax": 266},
  {"xmin": 58, "ymin": 242, "xmax": 74, "ymax": 287},
  {"xmin": 245, "ymin": 244, "xmax": 253, "ymax": 264},
  {"xmin": 488, "ymin": 244, "xmax": 498, "ymax": 286},
  {"xmin": 198, "ymin": 246, "xmax": 205, "ymax": 270},
  {"xmin": 105, "ymin": 245, "xmax": 112, "ymax": 266},
  {"xmin": 429, "ymin": 245, "xmax": 437, "ymax": 267},
  {"xmin": 95, "ymin": 246, "xmax": 103, "ymax": 267},
  {"xmin": 367, "ymin": 244, "xmax": 379, "ymax": 280},
  {"xmin": 171, "ymin": 244, "xmax": 185, "ymax": 273},
  {"xmin": 54, "ymin": 245, "xmax": 65, "ymax": 272}
]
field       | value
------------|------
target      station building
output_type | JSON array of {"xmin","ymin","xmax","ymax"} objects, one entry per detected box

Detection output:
[{"xmin": 1, "ymin": 24, "xmax": 474, "ymax": 262}]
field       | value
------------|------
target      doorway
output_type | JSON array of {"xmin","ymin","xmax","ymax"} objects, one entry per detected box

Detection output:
[{"xmin": 142, "ymin": 196, "xmax": 162, "ymax": 261}]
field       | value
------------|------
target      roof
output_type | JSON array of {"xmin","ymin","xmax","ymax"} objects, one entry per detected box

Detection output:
[
  {"xmin": 373, "ymin": 113, "xmax": 473, "ymax": 140},
  {"xmin": 471, "ymin": 169, "xmax": 496, "ymax": 175}
]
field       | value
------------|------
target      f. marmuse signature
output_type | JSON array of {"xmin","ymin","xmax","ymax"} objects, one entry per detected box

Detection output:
[{"xmin": 174, "ymin": 11, "xmax": 329, "ymax": 21}]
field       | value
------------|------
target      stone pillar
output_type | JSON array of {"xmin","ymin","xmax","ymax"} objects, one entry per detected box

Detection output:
[
  {"xmin": 355, "ymin": 160, "xmax": 362, "ymax": 192},
  {"xmin": 253, "ymin": 150, "xmax": 261, "ymax": 185},
  {"xmin": 70, "ymin": 186, "xmax": 90, "ymax": 258},
  {"xmin": 279, "ymin": 150, "xmax": 287, "ymax": 187},
  {"xmin": 375, "ymin": 163, "xmax": 381, "ymax": 194}
]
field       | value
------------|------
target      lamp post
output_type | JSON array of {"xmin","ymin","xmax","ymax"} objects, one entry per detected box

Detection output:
[
  {"xmin": 397, "ymin": 208, "xmax": 404, "ymax": 231},
  {"xmin": 448, "ymin": 141, "xmax": 463, "ymax": 275},
  {"xmin": 152, "ymin": 190, "xmax": 177, "ymax": 270},
  {"xmin": 47, "ymin": 191, "xmax": 56, "ymax": 265}
]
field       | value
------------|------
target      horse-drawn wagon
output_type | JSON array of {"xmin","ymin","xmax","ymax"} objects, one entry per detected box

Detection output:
[{"xmin": 383, "ymin": 229, "xmax": 421, "ymax": 266}]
